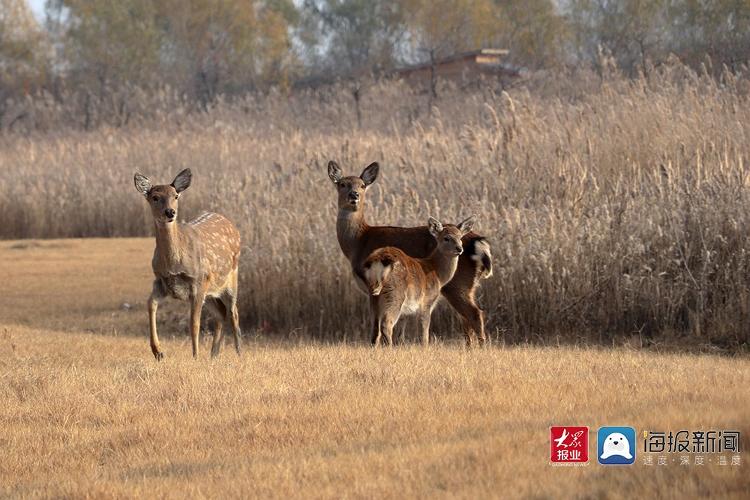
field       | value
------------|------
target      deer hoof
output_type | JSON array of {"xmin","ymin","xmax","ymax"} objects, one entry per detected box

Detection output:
[{"xmin": 153, "ymin": 351, "xmax": 165, "ymax": 361}]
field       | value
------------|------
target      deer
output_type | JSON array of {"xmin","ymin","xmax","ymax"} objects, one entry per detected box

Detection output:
[
  {"xmin": 134, "ymin": 168, "xmax": 242, "ymax": 360},
  {"xmin": 328, "ymin": 160, "xmax": 493, "ymax": 346},
  {"xmin": 364, "ymin": 216, "xmax": 474, "ymax": 346}
]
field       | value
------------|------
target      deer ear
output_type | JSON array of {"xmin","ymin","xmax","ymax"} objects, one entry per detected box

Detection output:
[
  {"xmin": 171, "ymin": 168, "xmax": 192, "ymax": 193},
  {"xmin": 360, "ymin": 162, "xmax": 379, "ymax": 186},
  {"xmin": 457, "ymin": 215, "xmax": 476, "ymax": 234},
  {"xmin": 428, "ymin": 217, "xmax": 443, "ymax": 238},
  {"xmin": 134, "ymin": 173, "xmax": 152, "ymax": 196},
  {"xmin": 328, "ymin": 161, "xmax": 343, "ymax": 184}
]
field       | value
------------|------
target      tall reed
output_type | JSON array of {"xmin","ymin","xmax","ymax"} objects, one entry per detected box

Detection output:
[{"xmin": 2, "ymin": 63, "xmax": 749, "ymax": 348}]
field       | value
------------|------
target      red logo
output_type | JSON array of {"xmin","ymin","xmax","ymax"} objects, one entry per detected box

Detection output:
[{"xmin": 550, "ymin": 426, "xmax": 589, "ymax": 463}]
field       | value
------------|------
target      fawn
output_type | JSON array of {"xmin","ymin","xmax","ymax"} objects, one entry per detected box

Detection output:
[
  {"xmin": 364, "ymin": 217, "xmax": 474, "ymax": 345},
  {"xmin": 328, "ymin": 161, "xmax": 493, "ymax": 345},
  {"xmin": 134, "ymin": 168, "xmax": 242, "ymax": 360}
]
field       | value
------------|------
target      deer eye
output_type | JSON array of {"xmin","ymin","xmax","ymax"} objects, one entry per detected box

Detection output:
[
  {"xmin": 152, "ymin": 196, "xmax": 159, "ymax": 202},
  {"xmin": 444, "ymin": 236, "xmax": 450, "ymax": 241}
]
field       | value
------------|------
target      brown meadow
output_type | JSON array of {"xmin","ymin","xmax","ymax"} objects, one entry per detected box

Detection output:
[{"xmin": 1, "ymin": 238, "xmax": 748, "ymax": 498}]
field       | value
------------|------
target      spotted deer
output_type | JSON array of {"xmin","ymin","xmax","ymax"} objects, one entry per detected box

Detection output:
[
  {"xmin": 328, "ymin": 161, "xmax": 493, "ymax": 345},
  {"xmin": 364, "ymin": 217, "xmax": 474, "ymax": 346},
  {"xmin": 134, "ymin": 168, "xmax": 242, "ymax": 360}
]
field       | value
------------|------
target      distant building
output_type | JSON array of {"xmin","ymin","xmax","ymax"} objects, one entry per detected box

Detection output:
[
  {"xmin": 292, "ymin": 48, "xmax": 519, "ymax": 92},
  {"xmin": 393, "ymin": 49, "xmax": 519, "ymax": 87}
]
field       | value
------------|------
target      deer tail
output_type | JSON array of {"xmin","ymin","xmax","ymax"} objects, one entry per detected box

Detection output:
[{"xmin": 469, "ymin": 238, "xmax": 493, "ymax": 279}]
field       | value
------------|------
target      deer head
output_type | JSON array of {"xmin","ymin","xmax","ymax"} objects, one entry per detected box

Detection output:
[
  {"xmin": 134, "ymin": 169, "xmax": 192, "ymax": 224},
  {"xmin": 328, "ymin": 160, "xmax": 379, "ymax": 211},
  {"xmin": 428, "ymin": 215, "xmax": 475, "ymax": 256}
]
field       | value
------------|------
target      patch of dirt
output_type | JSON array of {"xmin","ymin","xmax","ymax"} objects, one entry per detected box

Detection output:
[{"xmin": 8, "ymin": 241, "xmax": 70, "ymax": 251}]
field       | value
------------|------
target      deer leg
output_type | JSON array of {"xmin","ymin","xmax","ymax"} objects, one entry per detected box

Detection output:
[
  {"xmin": 382, "ymin": 321, "xmax": 393, "ymax": 347},
  {"xmin": 474, "ymin": 307, "xmax": 487, "ymax": 346},
  {"xmin": 443, "ymin": 286, "xmax": 484, "ymax": 347},
  {"xmin": 382, "ymin": 312, "xmax": 399, "ymax": 347},
  {"xmin": 148, "ymin": 280, "xmax": 166, "ymax": 361},
  {"xmin": 465, "ymin": 306, "xmax": 484, "ymax": 347},
  {"xmin": 461, "ymin": 317, "xmax": 475, "ymax": 347},
  {"xmin": 190, "ymin": 287, "xmax": 207, "ymax": 359},
  {"xmin": 396, "ymin": 317, "xmax": 409, "ymax": 345},
  {"xmin": 223, "ymin": 282, "xmax": 242, "ymax": 355},
  {"xmin": 210, "ymin": 319, "xmax": 224, "ymax": 357},
  {"xmin": 207, "ymin": 299, "xmax": 226, "ymax": 358},
  {"xmin": 417, "ymin": 311, "xmax": 431, "ymax": 346},
  {"xmin": 371, "ymin": 316, "xmax": 382, "ymax": 347},
  {"xmin": 370, "ymin": 296, "xmax": 382, "ymax": 346},
  {"xmin": 229, "ymin": 302, "xmax": 241, "ymax": 355},
  {"xmin": 478, "ymin": 311, "xmax": 488, "ymax": 346}
]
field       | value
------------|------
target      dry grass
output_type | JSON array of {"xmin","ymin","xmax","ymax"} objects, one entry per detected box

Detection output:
[
  {"xmin": 2, "ymin": 326, "xmax": 748, "ymax": 499},
  {"xmin": 1, "ymin": 238, "xmax": 748, "ymax": 498},
  {"xmin": 2, "ymin": 64, "xmax": 750, "ymax": 347}
]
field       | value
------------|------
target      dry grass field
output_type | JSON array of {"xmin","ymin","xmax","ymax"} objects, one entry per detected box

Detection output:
[{"xmin": 1, "ymin": 238, "xmax": 748, "ymax": 498}]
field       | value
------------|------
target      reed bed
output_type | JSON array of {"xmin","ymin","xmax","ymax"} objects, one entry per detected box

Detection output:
[{"xmin": 2, "ymin": 64, "xmax": 749, "ymax": 348}]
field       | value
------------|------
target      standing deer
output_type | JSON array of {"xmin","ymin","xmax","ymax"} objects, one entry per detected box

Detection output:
[
  {"xmin": 134, "ymin": 168, "xmax": 242, "ymax": 360},
  {"xmin": 328, "ymin": 161, "xmax": 493, "ymax": 345},
  {"xmin": 364, "ymin": 217, "xmax": 474, "ymax": 346}
]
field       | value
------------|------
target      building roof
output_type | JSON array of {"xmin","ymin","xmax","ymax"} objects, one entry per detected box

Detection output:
[{"xmin": 393, "ymin": 49, "xmax": 511, "ymax": 75}]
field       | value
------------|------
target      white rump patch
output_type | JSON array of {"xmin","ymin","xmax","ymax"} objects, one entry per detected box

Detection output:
[
  {"xmin": 365, "ymin": 261, "xmax": 387, "ymax": 295},
  {"xmin": 472, "ymin": 240, "xmax": 493, "ymax": 278}
]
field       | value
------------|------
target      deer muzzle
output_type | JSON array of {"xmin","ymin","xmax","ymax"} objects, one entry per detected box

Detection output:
[{"xmin": 369, "ymin": 282, "xmax": 383, "ymax": 296}]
